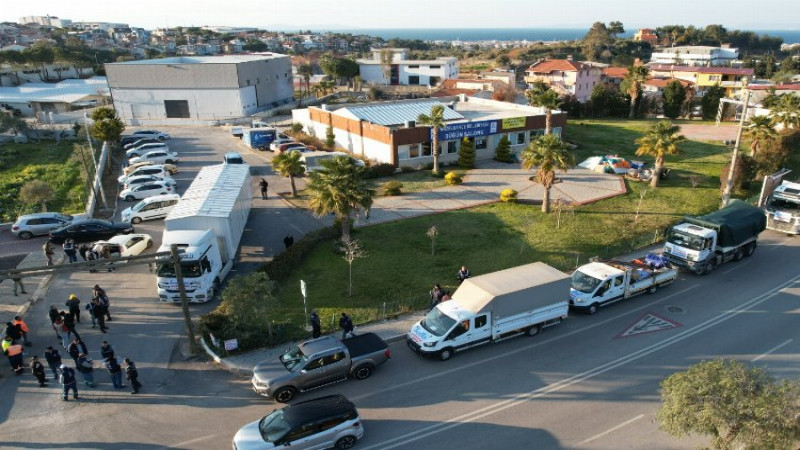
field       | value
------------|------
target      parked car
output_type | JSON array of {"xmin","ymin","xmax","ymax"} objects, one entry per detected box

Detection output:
[
  {"xmin": 275, "ymin": 142, "xmax": 310, "ymax": 155},
  {"xmin": 120, "ymin": 135, "xmax": 144, "ymax": 147},
  {"xmin": 118, "ymin": 166, "xmax": 174, "ymax": 184},
  {"xmin": 123, "ymin": 174, "xmax": 176, "ymax": 190},
  {"xmin": 123, "ymin": 138, "xmax": 159, "ymax": 150},
  {"xmin": 12, "ymin": 212, "xmax": 74, "ymax": 240},
  {"xmin": 120, "ymin": 194, "xmax": 180, "ymax": 224},
  {"xmin": 268, "ymin": 136, "xmax": 294, "ymax": 152},
  {"xmin": 223, "ymin": 152, "xmax": 244, "ymax": 164},
  {"xmin": 49, "ymin": 219, "xmax": 134, "ymax": 244},
  {"xmin": 252, "ymin": 333, "xmax": 390, "ymax": 403},
  {"xmin": 125, "ymin": 142, "xmax": 168, "ymax": 158},
  {"xmin": 91, "ymin": 233, "xmax": 153, "ymax": 258},
  {"xmin": 232, "ymin": 395, "xmax": 364, "ymax": 450},
  {"xmin": 119, "ymin": 180, "xmax": 174, "ymax": 201},
  {"xmin": 128, "ymin": 150, "xmax": 179, "ymax": 166},
  {"xmin": 122, "ymin": 161, "xmax": 178, "ymax": 176},
  {"xmin": 132, "ymin": 130, "xmax": 170, "ymax": 140}
]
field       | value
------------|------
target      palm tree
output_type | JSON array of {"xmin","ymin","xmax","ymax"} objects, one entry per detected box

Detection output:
[
  {"xmin": 527, "ymin": 88, "xmax": 562, "ymax": 135},
  {"xmin": 520, "ymin": 134, "xmax": 576, "ymax": 213},
  {"xmin": 417, "ymin": 104, "xmax": 446, "ymax": 173},
  {"xmin": 297, "ymin": 62, "xmax": 313, "ymax": 98},
  {"xmin": 624, "ymin": 65, "xmax": 650, "ymax": 119},
  {"xmin": 307, "ymin": 155, "xmax": 375, "ymax": 240},
  {"xmin": 635, "ymin": 120, "xmax": 685, "ymax": 188},
  {"xmin": 272, "ymin": 150, "xmax": 306, "ymax": 197},
  {"xmin": 744, "ymin": 115, "xmax": 777, "ymax": 158},
  {"xmin": 769, "ymin": 93, "xmax": 800, "ymax": 129}
]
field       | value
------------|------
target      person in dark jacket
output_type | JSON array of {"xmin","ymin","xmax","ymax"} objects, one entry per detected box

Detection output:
[
  {"xmin": 48, "ymin": 305, "xmax": 62, "ymax": 340},
  {"xmin": 91, "ymin": 298, "xmax": 108, "ymax": 333},
  {"xmin": 67, "ymin": 338, "xmax": 87, "ymax": 363},
  {"xmin": 124, "ymin": 358, "xmax": 142, "ymax": 394},
  {"xmin": 85, "ymin": 300, "xmax": 96, "ymax": 328},
  {"xmin": 4, "ymin": 321, "xmax": 21, "ymax": 344},
  {"xmin": 259, "ymin": 178, "xmax": 269, "ymax": 199},
  {"xmin": 339, "ymin": 312, "xmax": 355, "ymax": 339},
  {"xmin": 59, "ymin": 364, "xmax": 78, "ymax": 401},
  {"xmin": 61, "ymin": 311, "xmax": 80, "ymax": 341},
  {"xmin": 44, "ymin": 346, "xmax": 62, "ymax": 379},
  {"xmin": 105, "ymin": 356, "xmax": 125, "ymax": 389},
  {"xmin": 309, "ymin": 310, "xmax": 321, "ymax": 339},
  {"xmin": 100, "ymin": 341, "xmax": 114, "ymax": 360},
  {"xmin": 283, "ymin": 233, "xmax": 294, "ymax": 249},
  {"xmin": 65, "ymin": 294, "xmax": 81, "ymax": 323},
  {"xmin": 75, "ymin": 353, "xmax": 96, "ymax": 388},
  {"xmin": 457, "ymin": 265, "xmax": 471, "ymax": 284},
  {"xmin": 93, "ymin": 285, "xmax": 112, "ymax": 321},
  {"xmin": 78, "ymin": 243, "xmax": 90, "ymax": 262},
  {"xmin": 30, "ymin": 356, "xmax": 47, "ymax": 387}
]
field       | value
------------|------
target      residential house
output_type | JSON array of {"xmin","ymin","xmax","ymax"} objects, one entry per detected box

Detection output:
[
  {"xmin": 650, "ymin": 45, "xmax": 739, "ymax": 67},
  {"xmin": 633, "ymin": 29, "xmax": 659, "ymax": 45},
  {"xmin": 747, "ymin": 83, "xmax": 800, "ymax": 106},
  {"xmin": 601, "ymin": 67, "xmax": 628, "ymax": 90},
  {"xmin": 431, "ymin": 78, "xmax": 505, "ymax": 98},
  {"xmin": 642, "ymin": 78, "xmax": 693, "ymax": 97},
  {"xmin": 523, "ymin": 59, "xmax": 602, "ymax": 102},
  {"xmin": 357, "ymin": 48, "xmax": 458, "ymax": 87},
  {"xmin": 647, "ymin": 64, "xmax": 753, "ymax": 98}
]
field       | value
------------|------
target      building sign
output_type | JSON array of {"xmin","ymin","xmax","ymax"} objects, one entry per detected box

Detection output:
[
  {"xmin": 502, "ymin": 117, "xmax": 526, "ymax": 129},
  {"xmin": 436, "ymin": 120, "xmax": 498, "ymax": 141}
]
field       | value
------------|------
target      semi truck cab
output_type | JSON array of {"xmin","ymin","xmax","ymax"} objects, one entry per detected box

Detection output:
[
  {"xmin": 664, "ymin": 223, "xmax": 717, "ymax": 268},
  {"xmin": 156, "ymin": 229, "xmax": 222, "ymax": 303}
]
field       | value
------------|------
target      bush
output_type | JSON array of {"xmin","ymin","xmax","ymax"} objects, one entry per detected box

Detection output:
[
  {"xmin": 400, "ymin": 166, "xmax": 416, "ymax": 173},
  {"xmin": 383, "ymin": 180, "xmax": 403, "ymax": 196},
  {"xmin": 290, "ymin": 122, "xmax": 304, "ymax": 133},
  {"xmin": 494, "ymin": 135, "xmax": 512, "ymax": 163},
  {"xmin": 500, "ymin": 188, "xmax": 518, "ymax": 202},
  {"xmin": 261, "ymin": 226, "xmax": 340, "ymax": 282},
  {"xmin": 444, "ymin": 172, "xmax": 463, "ymax": 185},
  {"xmin": 367, "ymin": 163, "xmax": 397, "ymax": 179},
  {"xmin": 458, "ymin": 136, "xmax": 475, "ymax": 169}
]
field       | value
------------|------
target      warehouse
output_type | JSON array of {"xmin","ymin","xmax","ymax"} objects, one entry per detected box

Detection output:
[
  {"xmin": 105, "ymin": 54, "xmax": 293, "ymax": 125},
  {"xmin": 291, "ymin": 95, "xmax": 566, "ymax": 167}
]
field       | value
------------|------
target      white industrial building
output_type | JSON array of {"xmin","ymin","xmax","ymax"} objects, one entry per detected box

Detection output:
[
  {"xmin": 0, "ymin": 77, "xmax": 109, "ymax": 117},
  {"xmin": 105, "ymin": 54, "xmax": 293, "ymax": 125},
  {"xmin": 649, "ymin": 46, "xmax": 739, "ymax": 67},
  {"xmin": 357, "ymin": 48, "xmax": 458, "ymax": 87}
]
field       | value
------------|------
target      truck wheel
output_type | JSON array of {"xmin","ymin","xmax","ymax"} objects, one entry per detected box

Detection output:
[
  {"xmin": 335, "ymin": 436, "xmax": 357, "ymax": 449},
  {"xmin": 526, "ymin": 325, "xmax": 541, "ymax": 336},
  {"xmin": 702, "ymin": 259, "xmax": 717, "ymax": 275},
  {"xmin": 647, "ymin": 285, "xmax": 658, "ymax": 295},
  {"xmin": 438, "ymin": 348, "xmax": 453, "ymax": 361},
  {"xmin": 587, "ymin": 304, "xmax": 599, "ymax": 315},
  {"xmin": 744, "ymin": 242, "xmax": 757, "ymax": 257},
  {"xmin": 733, "ymin": 249, "xmax": 744, "ymax": 261},
  {"xmin": 353, "ymin": 365, "xmax": 374, "ymax": 380},
  {"xmin": 273, "ymin": 387, "xmax": 296, "ymax": 403}
]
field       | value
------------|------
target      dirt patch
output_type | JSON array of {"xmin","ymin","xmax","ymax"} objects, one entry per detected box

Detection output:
[{"xmin": 678, "ymin": 123, "xmax": 739, "ymax": 142}]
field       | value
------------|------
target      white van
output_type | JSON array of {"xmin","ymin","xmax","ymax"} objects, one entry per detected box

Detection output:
[
  {"xmin": 300, "ymin": 151, "xmax": 365, "ymax": 173},
  {"xmin": 120, "ymin": 194, "xmax": 180, "ymax": 224}
]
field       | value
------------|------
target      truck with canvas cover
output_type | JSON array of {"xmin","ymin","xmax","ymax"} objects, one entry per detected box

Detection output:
[
  {"xmin": 407, "ymin": 262, "xmax": 569, "ymax": 361},
  {"xmin": 663, "ymin": 200, "xmax": 766, "ymax": 275},
  {"xmin": 156, "ymin": 164, "xmax": 252, "ymax": 303}
]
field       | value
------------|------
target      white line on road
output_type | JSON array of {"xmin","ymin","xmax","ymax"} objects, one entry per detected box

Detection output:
[
  {"xmin": 578, "ymin": 414, "xmax": 645, "ymax": 445},
  {"xmin": 160, "ymin": 434, "xmax": 218, "ymax": 449},
  {"xmin": 751, "ymin": 338, "xmax": 793, "ymax": 362}
]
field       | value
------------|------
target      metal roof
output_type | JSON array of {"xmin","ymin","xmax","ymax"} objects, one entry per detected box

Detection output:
[
  {"xmin": 0, "ymin": 77, "xmax": 109, "ymax": 104},
  {"xmin": 337, "ymin": 99, "xmax": 464, "ymax": 126},
  {"xmin": 108, "ymin": 54, "xmax": 286, "ymax": 65},
  {"xmin": 167, "ymin": 164, "xmax": 250, "ymax": 219}
]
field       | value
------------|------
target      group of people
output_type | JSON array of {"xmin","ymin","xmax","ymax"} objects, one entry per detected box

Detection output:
[
  {"xmin": 306, "ymin": 310, "xmax": 356, "ymax": 340},
  {"xmin": 427, "ymin": 266, "xmax": 471, "ymax": 311},
  {"xmin": 43, "ymin": 240, "xmax": 114, "ymax": 271}
]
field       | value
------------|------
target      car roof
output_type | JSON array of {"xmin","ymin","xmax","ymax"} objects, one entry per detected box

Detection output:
[
  {"xmin": 282, "ymin": 395, "xmax": 356, "ymax": 427},
  {"xmin": 138, "ymin": 194, "xmax": 180, "ymax": 202},
  {"xmin": 17, "ymin": 212, "xmax": 70, "ymax": 221},
  {"xmin": 97, "ymin": 233, "xmax": 151, "ymax": 245},
  {"xmin": 62, "ymin": 219, "xmax": 113, "ymax": 227}
]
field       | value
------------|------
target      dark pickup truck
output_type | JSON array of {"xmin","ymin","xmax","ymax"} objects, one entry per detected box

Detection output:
[{"xmin": 252, "ymin": 333, "xmax": 390, "ymax": 403}]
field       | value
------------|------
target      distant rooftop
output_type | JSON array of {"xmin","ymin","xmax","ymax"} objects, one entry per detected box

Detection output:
[
  {"xmin": 0, "ymin": 77, "xmax": 108, "ymax": 103},
  {"xmin": 107, "ymin": 54, "xmax": 286, "ymax": 65}
]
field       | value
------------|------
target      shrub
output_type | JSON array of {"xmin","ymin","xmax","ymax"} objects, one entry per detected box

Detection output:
[
  {"xmin": 383, "ymin": 180, "xmax": 403, "ymax": 196},
  {"xmin": 260, "ymin": 226, "xmax": 340, "ymax": 282},
  {"xmin": 325, "ymin": 125, "xmax": 335, "ymax": 149},
  {"xmin": 500, "ymin": 188, "xmax": 518, "ymax": 203},
  {"xmin": 367, "ymin": 163, "xmax": 397, "ymax": 179},
  {"xmin": 400, "ymin": 166, "xmax": 416, "ymax": 173},
  {"xmin": 494, "ymin": 135, "xmax": 512, "ymax": 163},
  {"xmin": 458, "ymin": 136, "xmax": 475, "ymax": 169},
  {"xmin": 445, "ymin": 172, "xmax": 463, "ymax": 185},
  {"xmin": 290, "ymin": 122, "xmax": 304, "ymax": 133}
]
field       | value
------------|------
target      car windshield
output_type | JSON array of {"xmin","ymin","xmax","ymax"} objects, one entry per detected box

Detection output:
[
  {"xmin": 767, "ymin": 196, "xmax": 800, "ymax": 213},
  {"xmin": 258, "ymin": 410, "xmax": 291, "ymax": 443},
  {"xmin": 420, "ymin": 308, "xmax": 457, "ymax": 337},
  {"xmin": 132, "ymin": 200, "xmax": 146, "ymax": 212},
  {"xmin": 571, "ymin": 270, "xmax": 604, "ymax": 294},
  {"xmin": 279, "ymin": 346, "xmax": 307, "ymax": 372},
  {"xmin": 156, "ymin": 261, "xmax": 203, "ymax": 278},
  {"xmin": 667, "ymin": 229, "xmax": 704, "ymax": 251}
]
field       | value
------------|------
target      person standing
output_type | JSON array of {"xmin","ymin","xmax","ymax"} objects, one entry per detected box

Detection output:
[
  {"xmin": 75, "ymin": 353, "xmax": 96, "ymax": 388},
  {"xmin": 43, "ymin": 241, "xmax": 55, "ymax": 266},
  {"xmin": 339, "ymin": 312, "xmax": 356, "ymax": 339},
  {"xmin": 457, "ymin": 265, "xmax": 471, "ymax": 284},
  {"xmin": 5, "ymin": 342, "xmax": 25, "ymax": 375},
  {"xmin": 4, "ymin": 321, "xmax": 22, "ymax": 344},
  {"xmin": 59, "ymin": 364, "xmax": 79, "ymax": 401},
  {"xmin": 78, "ymin": 243, "xmax": 90, "ymax": 262},
  {"xmin": 12, "ymin": 316, "xmax": 31, "ymax": 346},
  {"xmin": 93, "ymin": 285, "xmax": 112, "ymax": 321},
  {"xmin": 65, "ymin": 294, "xmax": 81, "ymax": 323},
  {"xmin": 48, "ymin": 305, "xmax": 62, "ymax": 340},
  {"xmin": 309, "ymin": 310, "xmax": 321, "ymax": 339},
  {"xmin": 104, "ymin": 356, "xmax": 125, "ymax": 389},
  {"xmin": 11, "ymin": 277, "xmax": 27, "ymax": 296},
  {"xmin": 283, "ymin": 233, "xmax": 294, "ymax": 249},
  {"xmin": 124, "ymin": 358, "xmax": 142, "ymax": 394},
  {"xmin": 30, "ymin": 356, "xmax": 47, "ymax": 387},
  {"xmin": 61, "ymin": 311, "xmax": 80, "ymax": 342},
  {"xmin": 85, "ymin": 300, "xmax": 96, "ymax": 328},
  {"xmin": 44, "ymin": 346, "xmax": 62, "ymax": 379},
  {"xmin": 100, "ymin": 341, "xmax": 114, "ymax": 360},
  {"xmin": 259, "ymin": 178, "xmax": 269, "ymax": 199},
  {"xmin": 91, "ymin": 298, "xmax": 108, "ymax": 333},
  {"xmin": 429, "ymin": 284, "xmax": 444, "ymax": 311},
  {"xmin": 63, "ymin": 239, "xmax": 78, "ymax": 263},
  {"xmin": 67, "ymin": 337, "xmax": 87, "ymax": 364}
]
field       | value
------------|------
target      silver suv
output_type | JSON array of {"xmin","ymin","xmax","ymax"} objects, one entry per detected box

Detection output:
[
  {"xmin": 233, "ymin": 395, "xmax": 364, "ymax": 450},
  {"xmin": 12, "ymin": 213, "xmax": 74, "ymax": 239}
]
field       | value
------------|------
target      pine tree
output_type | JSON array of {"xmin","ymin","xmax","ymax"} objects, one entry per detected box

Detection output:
[
  {"xmin": 325, "ymin": 125, "xmax": 335, "ymax": 149},
  {"xmin": 494, "ymin": 135, "xmax": 512, "ymax": 162},
  {"xmin": 458, "ymin": 137, "xmax": 475, "ymax": 169}
]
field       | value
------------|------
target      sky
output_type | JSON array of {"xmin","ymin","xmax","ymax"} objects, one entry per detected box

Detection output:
[{"xmin": 3, "ymin": 0, "xmax": 800, "ymax": 31}]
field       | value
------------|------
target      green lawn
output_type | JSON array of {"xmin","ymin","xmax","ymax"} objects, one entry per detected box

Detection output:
[
  {"xmin": 258, "ymin": 119, "xmax": 737, "ymax": 339},
  {"xmin": 0, "ymin": 140, "xmax": 87, "ymax": 222}
]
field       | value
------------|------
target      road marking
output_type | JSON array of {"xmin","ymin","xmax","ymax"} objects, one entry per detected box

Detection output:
[
  {"xmin": 617, "ymin": 313, "xmax": 681, "ymax": 338},
  {"xmin": 161, "ymin": 434, "xmax": 218, "ymax": 449},
  {"xmin": 751, "ymin": 338, "xmax": 793, "ymax": 362},
  {"xmin": 578, "ymin": 414, "xmax": 645, "ymax": 445},
  {"xmin": 722, "ymin": 259, "xmax": 752, "ymax": 274},
  {"xmin": 360, "ymin": 274, "xmax": 800, "ymax": 450}
]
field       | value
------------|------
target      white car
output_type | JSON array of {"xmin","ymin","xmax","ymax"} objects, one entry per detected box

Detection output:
[
  {"xmin": 120, "ymin": 194, "xmax": 180, "ymax": 224},
  {"xmin": 119, "ymin": 180, "xmax": 174, "ymax": 201},
  {"xmin": 123, "ymin": 174, "xmax": 176, "ymax": 190},
  {"xmin": 125, "ymin": 142, "xmax": 168, "ymax": 158},
  {"xmin": 128, "ymin": 150, "xmax": 179, "ymax": 166},
  {"xmin": 132, "ymin": 130, "xmax": 170, "ymax": 140},
  {"xmin": 92, "ymin": 233, "xmax": 153, "ymax": 258},
  {"xmin": 269, "ymin": 136, "xmax": 295, "ymax": 152},
  {"xmin": 118, "ymin": 167, "xmax": 173, "ymax": 184},
  {"xmin": 122, "ymin": 161, "xmax": 178, "ymax": 176}
]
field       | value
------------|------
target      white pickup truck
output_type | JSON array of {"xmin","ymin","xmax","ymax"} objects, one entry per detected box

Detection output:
[{"xmin": 569, "ymin": 257, "xmax": 678, "ymax": 314}]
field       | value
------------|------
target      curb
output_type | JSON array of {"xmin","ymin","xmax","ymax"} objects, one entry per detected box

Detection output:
[{"xmin": 16, "ymin": 253, "xmax": 65, "ymax": 318}]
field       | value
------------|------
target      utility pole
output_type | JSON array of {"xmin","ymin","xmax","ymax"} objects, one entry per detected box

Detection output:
[
  {"xmin": 721, "ymin": 83, "xmax": 751, "ymax": 207},
  {"xmin": 172, "ymin": 244, "xmax": 198, "ymax": 354},
  {"xmin": 84, "ymin": 113, "xmax": 108, "ymax": 209}
]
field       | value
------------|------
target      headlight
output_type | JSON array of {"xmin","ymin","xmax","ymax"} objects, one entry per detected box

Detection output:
[
  {"xmin": 423, "ymin": 342, "xmax": 436, "ymax": 347},
  {"xmin": 573, "ymin": 298, "xmax": 585, "ymax": 303}
]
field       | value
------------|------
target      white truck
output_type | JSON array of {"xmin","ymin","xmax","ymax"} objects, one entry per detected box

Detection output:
[
  {"xmin": 663, "ymin": 200, "xmax": 766, "ymax": 275},
  {"xmin": 407, "ymin": 262, "xmax": 569, "ymax": 361},
  {"xmin": 764, "ymin": 180, "xmax": 800, "ymax": 235},
  {"xmin": 156, "ymin": 164, "xmax": 252, "ymax": 303},
  {"xmin": 569, "ymin": 257, "xmax": 678, "ymax": 314}
]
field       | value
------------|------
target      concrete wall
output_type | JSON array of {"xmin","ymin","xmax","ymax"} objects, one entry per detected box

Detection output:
[{"xmin": 111, "ymin": 87, "xmax": 246, "ymax": 121}]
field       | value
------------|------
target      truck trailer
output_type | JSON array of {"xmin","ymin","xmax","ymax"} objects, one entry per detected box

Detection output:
[
  {"xmin": 407, "ymin": 262, "xmax": 569, "ymax": 361},
  {"xmin": 663, "ymin": 200, "xmax": 766, "ymax": 275},
  {"xmin": 156, "ymin": 164, "xmax": 252, "ymax": 303}
]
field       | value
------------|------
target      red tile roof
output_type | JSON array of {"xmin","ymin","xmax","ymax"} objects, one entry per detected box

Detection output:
[
  {"xmin": 696, "ymin": 67, "xmax": 754, "ymax": 76},
  {"xmin": 526, "ymin": 59, "xmax": 586, "ymax": 74},
  {"xmin": 644, "ymin": 78, "xmax": 693, "ymax": 88},
  {"xmin": 748, "ymin": 83, "xmax": 800, "ymax": 91},
  {"xmin": 431, "ymin": 88, "xmax": 479, "ymax": 97},
  {"xmin": 602, "ymin": 67, "xmax": 628, "ymax": 78}
]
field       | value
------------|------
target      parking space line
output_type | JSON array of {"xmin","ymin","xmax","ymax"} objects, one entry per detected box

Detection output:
[
  {"xmin": 751, "ymin": 338, "xmax": 793, "ymax": 362},
  {"xmin": 578, "ymin": 414, "xmax": 645, "ymax": 445}
]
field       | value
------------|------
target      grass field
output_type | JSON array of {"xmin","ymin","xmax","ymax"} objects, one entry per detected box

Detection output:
[
  {"xmin": 257, "ymin": 119, "xmax": 740, "ymax": 339},
  {"xmin": 0, "ymin": 140, "xmax": 87, "ymax": 222}
]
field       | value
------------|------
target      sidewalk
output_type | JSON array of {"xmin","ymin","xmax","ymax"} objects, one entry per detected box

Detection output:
[{"xmin": 0, "ymin": 252, "xmax": 60, "ymax": 318}]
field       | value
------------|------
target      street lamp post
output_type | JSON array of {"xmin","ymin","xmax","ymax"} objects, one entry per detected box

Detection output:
[
  {"xmin": 720, "ymin": 80, "xmax": 750, "ymax": 208},
  {"xmin": 84, "ymin": 113, "xmax": 108, "ymax": 209}
]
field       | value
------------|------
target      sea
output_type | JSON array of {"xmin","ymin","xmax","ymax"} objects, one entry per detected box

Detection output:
[{"xmin": 321, "ymin": 28, "xmax": 800, "ymax": 44}]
